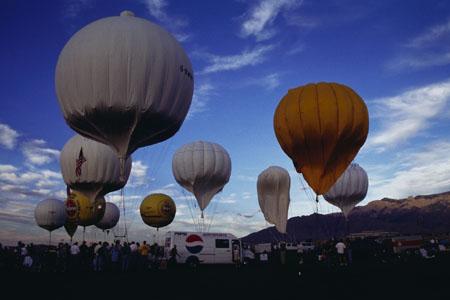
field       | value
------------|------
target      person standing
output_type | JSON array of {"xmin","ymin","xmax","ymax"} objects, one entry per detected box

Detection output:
[
  {"xmin": 139, "ymin": 241, "xmax": 150, "ymax": 271},
  {"xmin": 121, "ymin": 242, "xmax": 131, "ymax": 272},
  {"xmin": 79, "ymin": 241, "xmax": 89, "ymax": 271},
  {"xmin": 168, "ymin": 245, "xmax": 180, "ymax": 269},
  {"xmin": 297, "ymin": 242, "xmax": 304, "ymax": 264},
  {"xmin": 233, "ymin": 243, "xmax": 241, "ymax": 268},
  {"xmin": 69, "ymin": 242, "xmax": 80, "ymax": 271},
  {"xmin": 129, "ymin": 242, "xmax": 139, "ymax": 271},
  {"xmin": 335, "ymin": 240, "xmax": 346, "ymax": 266},
  {"xmin": 110, "ymin": 241, "xmax": 121, "ymax": 272}
]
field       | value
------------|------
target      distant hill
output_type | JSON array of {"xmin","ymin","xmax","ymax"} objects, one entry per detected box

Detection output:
[{"xmin": 241, "ymin": 191, "xmax": 450, "ymax": 243}]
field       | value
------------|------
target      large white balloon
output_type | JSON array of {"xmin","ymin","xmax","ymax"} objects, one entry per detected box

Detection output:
[
  {"xmin": 257, "ymin": 166, "xmax": 291, "ymax": 234},
  {"xmin": 95, "ymin": 202, "xmax": 120, "ymax": 230},
  {"xmin": 323, "ymin": 163, "xmax": 368, "ymax": 219},
  {"xmin": 60, "ymin": 134, "xmax": 132, "ymax": 202},
  {"xmin": 35, "ymin": 199, "xmax": 67, "ymax": 232},
  {"xmin": 172, "ymin": 141, "xmax": 232, "ymax": 214},
  {"xmin": 55, "ymin": 11, "xmax": 194, "ymax": 176}
]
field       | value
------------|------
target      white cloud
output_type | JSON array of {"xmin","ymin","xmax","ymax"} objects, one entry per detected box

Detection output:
[
  {"xmin": 105, "ymin": 194, "xmax": 141, "ymax": 204},
  {"xmin": 0, "ymin": 123, "xmax": 19, "ymax": 150},
  {"xmin": 125, "ymin": 160, "xmax": 151, "ymax": 187},
  {"xmin": 234, "ymin": 174, "xmax": 257, "ymax": 182},
  {"xmin": 286, "ymin": 44, "xmax": 305, "ymax": 56},
  {"xmin": 406, "ymin": 19, "xmax": 450, "ymax": 48},
  {"xmin": 0, "ymin": 167, "xmax": 61, "ymax": 185},
  {"xmin": 143, "ymin": 0, "xmax": 190, "ymax": 41},
  {"xmin": 62, "ymin": 0, "xmax": 93, "ymax": 18},
  {"xmin": 366, "ymin": 79, "xmax": 450, "ymax": 151},
  {"xmin": 367, "ymin": 141, "xmax": 450, "ymax": 200},
  {"xmin": 390, "ymin": 19, "xmax": 450, "ymax": 70},
  {"xmin": 390, "ymin": 52, "xmax": 450, "ymax": 70},
  {"xmin": 0, "ymin": 164, "xmax": 18, "ymax": 173},
  {"xmin": 261, "ymin": 73, "xmax": 281, "ymax": 90},
  {"xmin": 201, "ymin": 44, "xmax": 275, "ymax": 74},
  {"xmin": 21, "ymin": 139, "xmax": 60, "ymax": 165},
  {"xmin": 143, "ymin": 0, "xmax": 168, "ymax": 20},
  {"xmin": 242, "ymin": 192, "xmax": 252, "ymax": 200},
  {"xmin": 186, "ymin": 83, "xmax": 215, "ymax": 120},
  {"xmin": 240, "ymin": 0, "xmax": 300, "ymax": 41}
]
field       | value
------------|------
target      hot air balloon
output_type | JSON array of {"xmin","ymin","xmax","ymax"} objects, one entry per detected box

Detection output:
[
  {"xmin": 60, "ymin": 134, "xmax": 132, "ymax": 203},
  {"xmin": 35, "ymin": 199, "xmax": 67, "ymax": 244},
  {"xmin": 55, "ymin": 11, "xmax": 194, "ymax": 179},
  {"xmin": 323, "ymin": 163, "xmax": 368, "ymax": 219},
  {"xmin": 65, "ymin": 191, "xmax": 101, "ymax": 227},
  {"xmin": 95, "ymin": 202, "xmax": 120, "ymax": 231},
  {"xmin": 172, "ymin": 141, "xmax": 232, "ymax": 218},
  {"xmin": 257, "ymin": 166, "xmax": 291, "ymax": 234},
  {"xmin": 273, "ymin": 82, "xmax": 369, "ymax": 197},
  {"xmin": 64, "ymin": 221, "xmax": 78, "ymax": 242},
  {"xmin": 140, "ymin": 193, "xmax": 176, "ymax": 230}
]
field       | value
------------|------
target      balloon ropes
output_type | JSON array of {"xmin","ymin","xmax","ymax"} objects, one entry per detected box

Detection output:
[
  {"xmin": 172, "ymin": 141, "xmax": 232, "ymax": 232},
  {"xmin": 116, "ymin": 138, "xmax": 178, "ymax": 240},
  {"xmin": 34, "ymin": 199, "xmax": 66, "ymax": 245},
  {"xmin": 54, "ymin": 11, "xmax": 194, "ymax": 240}
]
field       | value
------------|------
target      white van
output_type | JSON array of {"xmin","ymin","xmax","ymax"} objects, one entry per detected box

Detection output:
[{"xmin": 164, "ymin": 231, "xmax": 243, "ymax": 268}]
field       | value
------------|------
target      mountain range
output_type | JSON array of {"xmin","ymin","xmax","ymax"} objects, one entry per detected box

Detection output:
[{"xmin": 241, "ymin": 191, "xmax": 450, "ymax": 243}]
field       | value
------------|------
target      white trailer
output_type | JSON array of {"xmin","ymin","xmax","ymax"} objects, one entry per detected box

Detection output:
[{"xmin": 164, "ymin": 231, "xmax": 243, "ymax": 268}]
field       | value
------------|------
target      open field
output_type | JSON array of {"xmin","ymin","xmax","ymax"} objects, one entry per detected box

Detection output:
[{"xmin": 4, "ymin": 254, "xmax": 450, "ymax": 300}]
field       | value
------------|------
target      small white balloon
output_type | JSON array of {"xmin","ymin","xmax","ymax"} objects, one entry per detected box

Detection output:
[
  {"xmin": 35, "ymin": 199, "xmax": 67, "ymax": 232},
  {"xmin": 257, "ymin": 166, "xmax": 291, "ymax": 234}
]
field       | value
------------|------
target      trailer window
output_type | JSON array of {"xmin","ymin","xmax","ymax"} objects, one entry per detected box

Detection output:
[{"xmin": 215, "ymin": 239, "xmax": 230, "ymax": 248}]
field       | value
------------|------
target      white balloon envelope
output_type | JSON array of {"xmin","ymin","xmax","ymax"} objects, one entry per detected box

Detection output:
[
  {"xmin": 323, "ymin": 163, "xmax": 368, "ymax": 219},
  {"xmin": 257, "ymin": 166, "xmax": 291, "ymax": 234},
  {"xmin": 35, "ymin": 199, "xmax": 67, "ymax": 232},
  {"xmin": 95, "ymin": 202, "xmax": 120, "ymax": 230},
  {"xmin": 172, "ymin": 141, "xmax": 232, "ymax": 215},
  {"xmin": 60, "ymin": 134, "xmax": 132, "ymax": 202},
  {"xmin": 55, "ymin": 11, "xmax": 194, "ymax": 176}
]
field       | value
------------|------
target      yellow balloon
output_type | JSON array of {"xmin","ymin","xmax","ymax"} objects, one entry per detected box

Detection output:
[
  {"xmin": 273, "ymin": 82, "xmax": 369, "ymax": 195},
  {"xmin": 64, "ymin": 191, "xmax": 99, "ymax": 226},
  {"xmin": 140, "ymin": 193, "xmax": 176, "ymax": 228}
]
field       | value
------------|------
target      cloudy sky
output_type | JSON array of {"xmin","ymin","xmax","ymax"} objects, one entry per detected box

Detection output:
[{"xmin": 1, "ymin": 0, "xmax": 450, "ymax": 246}]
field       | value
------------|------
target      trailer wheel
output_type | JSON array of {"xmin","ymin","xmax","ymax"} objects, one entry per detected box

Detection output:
[{"xmin": 186, "ymin": 256, "xmax": 199, "ymax": 269}]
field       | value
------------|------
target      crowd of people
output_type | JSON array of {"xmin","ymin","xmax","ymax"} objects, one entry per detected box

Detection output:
[
  {"xmin": 1, "ymin": 235, "xmax": 449, "ymax": 273},
  {"xmin": 251, "ymin": 236, "xmax": 450, "ymax": 269},
  {"xmin": 0, "ymin": 240, "xmax": 173, "ymax": 273}
]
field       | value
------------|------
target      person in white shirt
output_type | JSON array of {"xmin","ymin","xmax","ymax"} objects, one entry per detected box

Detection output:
[
  {"xmin": 69, "ymin": 242, "xmax": 81, "ymax": 271},
  {"xmin": 335, "ymin": 240, "xmax": 346, "ymax": 265},
  {"xmin": 70, "ymin": 242, "xmax": 80, "ymax": 255}
]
